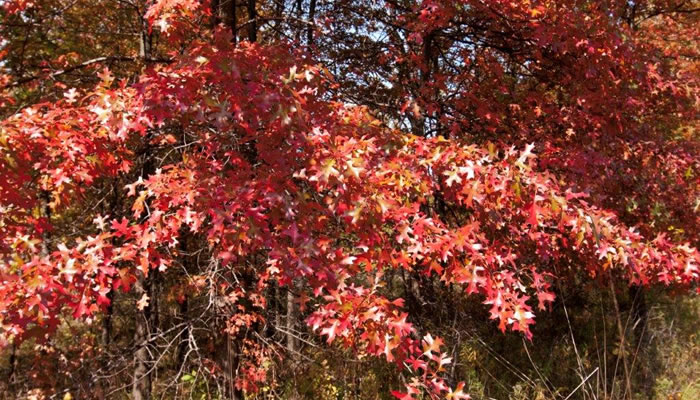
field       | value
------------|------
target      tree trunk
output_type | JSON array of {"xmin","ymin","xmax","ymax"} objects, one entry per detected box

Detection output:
[
  {"xmin": 307, "ymin": 0, "xmax": 317, "ymax": 48},
  {"xmin": 139, "ymin": 17, "xmax": 152, "ymax": 60},
  {"xmin": 176, "ymin": 298, "xmax": 188, "ymax": 363},
  {"xmin": 229, "ymin": 336, "xmax": 245, "ymax": 400},
  {"xmin": 286, "ymin": 286, "xmax": 298, "ymax": 355},
  {"xmin": 101, "ymin": 292, "xmax": 113, "ymax": 347},
  {"xmin": 247, "ymin": 0, "xmax": 257, "ymax": 42},
  {"xmin": 132, "ymin": 111, "xmax": 155, "ymax": 400},
  {"xmin": 211, "ymin": 0, "xmax": 220, "ymax": 27},
  {"xmin": 133, "ymin": 273, "xmax": 153, "ymax": 400},
  {"xmin": 295, "ymin": 0, "xmax": 303, "ymax": 42},
  {"xmin": 40, "ymin": 190, "xmax": 51, "ymax": 256},
  {"xmin": 95, "ymin": 290, "xmax": 114, "ymax": 400},
  {"xmin": 7, "ymin": 343, "xmax": 17, "ymax": 387},
  {"xmin": 175, "ymin": 235, "xmax": 190, "ymax": 371},
  {"xmin": 273, "ymin": 0, "xmax": 285, "ymax": 39},
  {"xmin": 229, "ymin": 0, "xmax": 238, "ymax": 44}
]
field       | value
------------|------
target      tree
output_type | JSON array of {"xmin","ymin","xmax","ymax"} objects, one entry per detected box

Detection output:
[{"xmin": 0, "ymin": 1, "xmax": 697, "ymax": 399}]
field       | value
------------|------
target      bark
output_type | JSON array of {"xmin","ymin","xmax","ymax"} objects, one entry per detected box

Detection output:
[
  {"xmin": 307, "ymin": 0, "xmax": 317, "ymax": 48},
  {"xmin": 175, "ymin": 235, "xmax": 190, "ymax": 371},
  {"xmin": 139, "ymin": 18, "xmax": 152, "ymax": 60},
  {"xmin": 273, "ymin": 0, "xmax": 285, "ymax": 39},
  {"xmin": 295, "ymin": 0, "xmax": 303, "ymax": 42},
  {"xmin": 175, "ymin": 296, "xmax": 189, "ymax": 369},
  {"xmin": 211, "ymin": 0, "xmax": 221, "ymax": 27},
  {"xmin": 102, "ymin": 178, "xmax": 122, "ymax": 351},
  {"xmin": 95, "ymin": 290, "xmax": 114, "ymax": 400},
  {"xmin": 7, "ymin": 343, "xmax": 17, "ymax": 387},
  {"xmin": 274, "ymin": 283, "xmax": 282, "ymax": 341},
  {"xmin": 247, "ymin": 0, "xmax": 257, "ymax": 42},
  {"xmin": 98, "ymin": 292, "xmax": 113, "ymax": 347},
  {"xmin": 228, "ymin": 337, "xmax": 245, "ymax": 400},
  {"xmin": 40, "ymin": 190, "xmax": 51, "ymax": 256},
  {"xmin": 132, "ymin": 274, "xmax": 153, "ymax": 400},
  {"xmin": 229, "ymin": 0, "xmax": 238, "ymax": 44},
  {"xmin": 407, "ymin": 29, "xmax": 435, "ymax": 136},
  {"xmin": 133, "ymin": 248, "xmax": 160, "ymax": 400},
  {"xmin": 132, "ymin": 132, "xmax": 155, "ymax": 400},
  {"xmin": 286, "ymin": 285, "xmax": 298, "ymax": 355}
]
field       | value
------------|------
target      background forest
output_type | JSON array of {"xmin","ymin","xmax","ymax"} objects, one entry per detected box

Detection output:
[{"xmin": 0, "ymin": 1, "xmax": 698, "ymax": 399}]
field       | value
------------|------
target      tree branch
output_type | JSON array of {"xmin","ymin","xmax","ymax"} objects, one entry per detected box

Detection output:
[{"xmin": 2, "ymin": 55, "xmax": 172, "ymax": 90}]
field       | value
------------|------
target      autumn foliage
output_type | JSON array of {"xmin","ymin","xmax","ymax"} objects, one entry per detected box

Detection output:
[{"xmin": 0, "ymin": 0, "xmax": 698, "ymax": 399}]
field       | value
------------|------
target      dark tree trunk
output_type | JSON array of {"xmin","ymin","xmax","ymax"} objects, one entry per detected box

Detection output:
[
  {"xmin": 307, "ymin": 0, "xmax": 317, "ymax": 48},
  {"xmin": 132, "ymin": 132, "xmax": 155, "ymax": 400},
  {"xmin": 247, "ymin": 0, "xmax": 257, "ymax": 42},
  {"xmin": 95, "ymin": 290, "xmax": 114, "ymax": 400},
  {"xmin": 7, "ymin": 343, "xmax": 17, "ymax": 387},
  {"xmin": 101, "ymin": 290, "xmax": 114, "ymax": 349},
  {"xmin": 175, "ymin": 235, "xmax": 190, "ymax": 371},
  {"xmin": 211, "ymin": 0, "xmax": 220, "ymax": 27},
  {"xmin": 175, "ymin": 296, "xmax": 189, "ymax": 369},
  {"xmin": 295, "ymin": 0, "xmax": 303, "ymax": 42},
  {"xmin": 273, "ymin": 0, "xmax": 285, "ymax": 39},
  {"xmin": 229, "ymin": 0, "xmax": 238, "ymax": 44}
]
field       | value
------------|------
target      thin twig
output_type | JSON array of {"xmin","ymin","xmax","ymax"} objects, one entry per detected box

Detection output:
[
  {"xmin": 564, "ymin": 367, "xmax": 600, "ymax": 400},
  {"xmin": 2, "ymin": 56, "xmax": 171, "ymax": 89}
]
